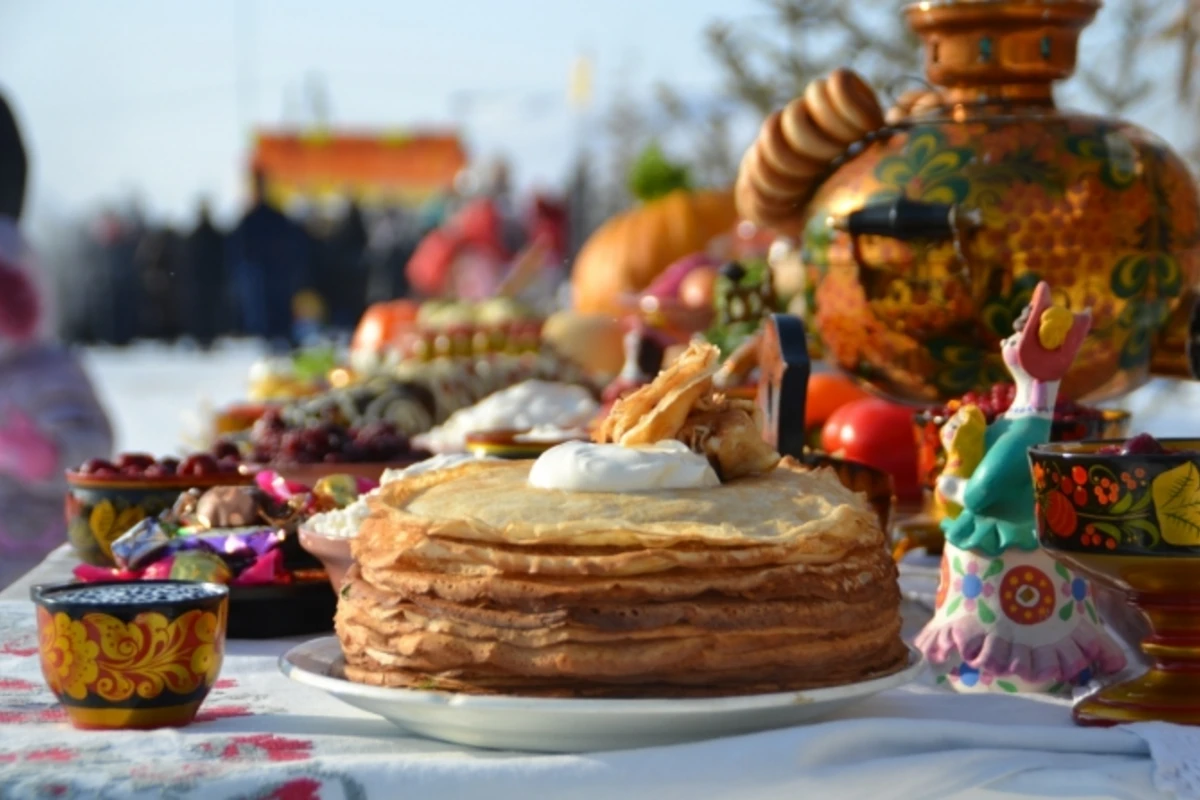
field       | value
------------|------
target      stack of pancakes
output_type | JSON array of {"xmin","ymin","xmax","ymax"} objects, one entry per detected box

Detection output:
[{"xmin": 336, "ymin": 457, "xmax": 907, "ymax": 698}]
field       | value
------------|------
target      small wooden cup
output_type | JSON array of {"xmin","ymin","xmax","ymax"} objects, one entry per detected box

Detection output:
[{"xmin": 32, "ymin": 580, "xmax": 229, "ymax": 729}]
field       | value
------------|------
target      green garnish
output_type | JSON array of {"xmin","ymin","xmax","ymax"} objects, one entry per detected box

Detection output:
[{"xmin": 628, "ymin": 142, "xmax": 692, "ymax": 203}]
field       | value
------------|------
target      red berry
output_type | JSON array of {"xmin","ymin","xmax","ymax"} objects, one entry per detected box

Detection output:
[
  {"xmin": 218, "ymin": 456, "xmax": 242, "ymax": 474},
  {"xmin": 143, "ymin": 465, "xmax": 166, "ymax": 478},
  {"xmin": 1122, "ymin": 433, "xmax": 1166, "ymax": 455},
  {"xmin": 79, "ymin": 458, "xmax": 117, "ymax": 475},
  {"xmin": 116, "ymin": 453, "xmax": 156, "ymax": 470},
  {"xmin": 180, "ymin": 454, "xmax": 219, "ymax": 477}
]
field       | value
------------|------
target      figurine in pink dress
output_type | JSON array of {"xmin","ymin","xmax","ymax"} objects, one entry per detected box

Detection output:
[
  {"xmin": 916, "ymin": 281, "xmax": 1126, "ymax": 693},
  {"xmin": 0, "ymin": 95, "xmax": 113, "ymax": 588}
]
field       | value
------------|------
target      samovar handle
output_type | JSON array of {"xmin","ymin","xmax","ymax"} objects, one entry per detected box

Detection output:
[
  {"xmin": 828, "ymin": 196, "xmax": 982, "ymax": 278},
  {"xmin": 756, "ymin": 313, "xmax": 811, "ymax": 460}
]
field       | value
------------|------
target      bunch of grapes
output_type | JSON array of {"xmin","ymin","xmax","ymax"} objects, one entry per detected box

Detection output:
[
  {"xmin": 933, "ymin": 383, "xmax": 1103, "ymax": 424},
  {"xmin": 228, "ymin": 409, "xmax": 419, "ymax": 464}
]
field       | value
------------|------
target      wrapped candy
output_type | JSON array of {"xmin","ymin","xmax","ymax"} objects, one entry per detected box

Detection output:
[
  {"xmin": 109, "ymin": 518, "xmax": 175, "ymax": 571},
  {"xmin": 232, "ymin": 548, "xmax": 288, "ymax": 586},
  {"xmin": 172, "ymin": 527, "xmax": 285, "ymax": 574},
  {"xmin": 141, "ymin": 558, "xmax": 175, "ymax": 580},
  {"xmin": 73, "ymin": 564, "xmax": 141, "ymax": 583},
  {"xmin": 169, "ymin": 551, "xmax": 233, "ymax": 584},
  {"xmin": 255, "ymin": 470, "xmax": 311, "ymax": 504},
  {"xmin": 167, "ymin": 489, "xmax": 205, "ymax": 525},
  {"xmin": 312, "ymin": 474, "xmax": 360, "ymax": 509},
  {"xmin": 194, "ymin": 485, "xmax": 278, "ymax": 528}
]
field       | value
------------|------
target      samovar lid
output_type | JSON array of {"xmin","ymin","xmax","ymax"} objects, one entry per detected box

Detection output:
[{"xmin": 904, "ymin": 0, "xmax": 1101, "ymax": 103}]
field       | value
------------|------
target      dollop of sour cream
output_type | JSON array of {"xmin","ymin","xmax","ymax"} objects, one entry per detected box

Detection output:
[{"xmin": 528, "ymin": 440, "xmax": 720, "ymax": 493}]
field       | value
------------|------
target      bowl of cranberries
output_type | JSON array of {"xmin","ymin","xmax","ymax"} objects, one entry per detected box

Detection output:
[
  {"xmin": 914, "ymin": 383, "xmax": 1132, "ymax": 493},
  {"xmin": 210, "ymin": 408, "xmax": 430, "ymax": 485},
  {"xmin": 64, "ymin": 452, "xmax": 252, "ymax": 566}
]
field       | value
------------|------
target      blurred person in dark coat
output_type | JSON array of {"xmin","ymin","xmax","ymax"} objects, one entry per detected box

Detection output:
[
  {"xmin": 366, "ymin": 208, "xmax": 414, "ymax": 303},
  {"xmin": 227, "ymin": 171, "xmax": 309, "ymax": 350},
  {"xmin": 328, "ymin": 199, "xmax": 369, "ymax": 328},
  {"xmin": 0, "ymin": 92, "xmax": 113, "ymax": 589},
  {"xmin": 180, "ymin": 201, "xmax": 226, "ymax": 348},
  {"xmin": 134, "ymin": 225, "xmax": 182, "ymax": 341}
]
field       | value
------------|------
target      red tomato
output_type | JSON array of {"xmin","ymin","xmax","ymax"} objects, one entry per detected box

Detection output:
[
  {"xmin": 351, "ymin": 300, "xmax": 418, "ymax": 353},
  {"xmin": 820, "ymin": 397, "xmax": 921, "ymax": 503},
  {"xmin": 805, "ymin": 373, "xmax": 871, "ymax": 430}
]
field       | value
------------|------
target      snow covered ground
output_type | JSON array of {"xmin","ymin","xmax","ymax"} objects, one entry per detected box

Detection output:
[
  {"xmin": 80, "ymin": 340, "xmax": 267, "ymax": 456},
  {"xmin": 77, "ymin": 340, "xmax": 1200, "ymax": 457}
]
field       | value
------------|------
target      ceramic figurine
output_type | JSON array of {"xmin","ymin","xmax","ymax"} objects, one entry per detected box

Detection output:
[{"xmin": 916, "ymin": 281, "xmax": 1126, "ymax": 694}]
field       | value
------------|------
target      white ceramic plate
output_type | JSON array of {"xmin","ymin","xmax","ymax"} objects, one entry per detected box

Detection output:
[{"xmin": 280, "ymin": 637, "xmax": 924, "ymax": 752}]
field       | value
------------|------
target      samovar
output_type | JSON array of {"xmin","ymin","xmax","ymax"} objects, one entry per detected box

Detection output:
[{"xmin": 752, "ymin": 0, "xmax": 1200, "ymax": 404}]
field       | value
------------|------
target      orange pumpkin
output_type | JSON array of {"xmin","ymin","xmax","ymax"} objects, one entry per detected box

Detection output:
[
  {"xmin": 351, "ymin": 299, "xmax": 419, "ymax": 353},
  {"xmin": 571, "ymin": 188, "xmax": 738, "ymax": 315}
]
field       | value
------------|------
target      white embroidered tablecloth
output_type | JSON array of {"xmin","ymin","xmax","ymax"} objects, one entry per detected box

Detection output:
[{"xmin": 0, "ymin": 548, "xmax": 1197, "ymax": 799}]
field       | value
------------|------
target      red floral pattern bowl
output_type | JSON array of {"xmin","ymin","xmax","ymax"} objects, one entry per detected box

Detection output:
[{"xmin": 32, "ymin": 580, "xmax": 229, "ymax": 730}]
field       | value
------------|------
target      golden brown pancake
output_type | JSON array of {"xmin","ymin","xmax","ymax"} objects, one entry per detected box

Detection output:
[{"xmin": 336, "ymin": 456, "xmax": 907, "ymax": 698}]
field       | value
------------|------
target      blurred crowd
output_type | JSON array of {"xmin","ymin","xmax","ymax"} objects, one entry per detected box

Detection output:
[
  {"xmin": 61, "ymin": 176, "xmax": 432, "ymax": 349},
  {"xmin": 57, "ymin": 164, "xmax": 576, "ymax": 350}
]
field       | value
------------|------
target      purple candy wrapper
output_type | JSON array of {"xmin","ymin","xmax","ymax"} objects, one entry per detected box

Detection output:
[{"xmin": 170, "ymin": 527, "xmax": 284, "ymax": 573}]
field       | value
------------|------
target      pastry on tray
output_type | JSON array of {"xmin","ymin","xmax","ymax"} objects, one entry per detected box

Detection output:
[{"xmin": 335, "ymin": 342, "xmax": 906, "ymax": 698}]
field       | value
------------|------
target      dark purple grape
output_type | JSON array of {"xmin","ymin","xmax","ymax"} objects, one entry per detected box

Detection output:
[
  {"xmin": 212, "ymin": 441, "xmax": 241, "ymax": 460},
  {"xmin": 159, "ymin": 457, "xmax": 180, "ymax": 475},
  {"xmin": 1121, "ymin": 433, "xmax": 1166, "ymax": 455}
]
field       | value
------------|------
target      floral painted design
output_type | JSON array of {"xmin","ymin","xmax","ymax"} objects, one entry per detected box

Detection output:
[
  {"xmin": 1152, "ymin": 462, "xmax": 1200, "ymax": 546},
  {"xmin": 870, "ymin": 128, "xmax": 975, "ymax": 206},
  {"xmin": 942, "ymin": 555, "xmax": 1002, "ymax": 622},
  {"xmin": 1053, "ymin": 561, "xmax": 1100, "ymax": 624},
  {"xmin": 999, "ymin": 566, "xmax": 1056, "ymax": 625},
  {"xmin": 800, "ymin": 105, "xmax": 1200, "ymax": 404},
  {"xmin": 37, "ymin": 609, "xmax": 99, "ymax": 701},
  {"xmin": 1031, "ymin": 454, "xmax": 1200, "ymax": 552},
  {"xmin": 37, "ymin": 606, "xmax": 224, "ymax": 704},
  {"xmin": 944, "ymin": 664, "xmax": 1025, "ymax": 694}
]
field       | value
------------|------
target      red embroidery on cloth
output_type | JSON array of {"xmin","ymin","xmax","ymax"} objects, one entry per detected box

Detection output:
[
  {"xmin": 215, "ymin": 678, "xmax": 238, "ymax": 690},
  {"xmin": 0, "ymin": 642, "xmax": 37, "ymax": 657},
  {"xmin": 197, "ymin": 734, "xmax": 313, "ymax": 763},
  {"xmin": 0, "ymin": 707, "xmax": 66, "ymax": 724},
  {"xmin": 265, "ymin": 777, "xmax": 323, "ymax": 800},
  {"xmin": 194, "ymin": 705, "xmax": 253, "ymax": 722},
  {"xmin": 0, "ymin": 746, "xmax": 78, "ymax": 764},
  {"xmin": 0, "ymin": 677, "xmax": 38, "ymax": 691}
]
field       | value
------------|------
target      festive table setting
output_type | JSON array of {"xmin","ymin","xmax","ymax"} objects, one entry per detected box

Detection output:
[{"xmin": 5, "ymin": 0, "xmax": 1200, "ymax": 797}]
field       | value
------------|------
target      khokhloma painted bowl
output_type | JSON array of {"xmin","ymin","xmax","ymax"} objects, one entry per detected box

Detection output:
[
  {"xmin": 32, "ymin": 580, "xmax": 228, "ymax": 730},
  {"xmin": 1030, "ymin": 438, "xmax": 1200, "ymax": 726}
]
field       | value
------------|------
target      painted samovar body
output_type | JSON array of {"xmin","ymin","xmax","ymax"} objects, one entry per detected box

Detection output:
[{"xmin": 795, "ymin": 0, "xmax": 1200, "ymax": 404}]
